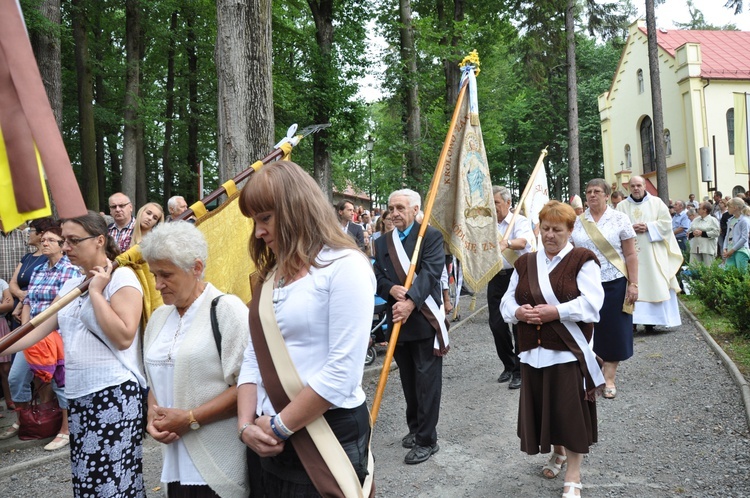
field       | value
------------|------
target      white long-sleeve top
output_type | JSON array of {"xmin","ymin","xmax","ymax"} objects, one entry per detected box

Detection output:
[
  {"xmin": 238, "ymin": 247, "xmax": 376, "ymax": 415},
  {"xmin": 500, "ymin": 243, "xmax": 603, "ymax": 369}
]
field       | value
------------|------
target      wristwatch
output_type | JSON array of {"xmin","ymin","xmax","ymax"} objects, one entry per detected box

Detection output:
[{"xmin": 188, "ymin": 410, "xmax": 200, "ymax": 431}]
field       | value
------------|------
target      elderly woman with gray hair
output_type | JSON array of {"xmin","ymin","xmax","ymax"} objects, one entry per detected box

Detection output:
[{"xmin": 141, "ymin": 221, "xmax": 250, "ymax": 497}]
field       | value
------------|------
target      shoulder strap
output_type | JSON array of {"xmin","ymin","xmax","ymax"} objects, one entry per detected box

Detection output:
[
  {"xmin": 210, "ymin": 295, "xmax": 224, "ymax": 359},
  {"xmin": 578, "ymin": 213, "xmax": 628, "ymax": 279}
]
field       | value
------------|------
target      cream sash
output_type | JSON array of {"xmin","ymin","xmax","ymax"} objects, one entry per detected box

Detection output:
[
  {"xmin": 258, "ymin": 273, "xmax": 374, "ymax": 498},
  {"xmin": 391, "ymin": 229, "xmax": 450, "ymax": 351},
  {"xmin": 578, "ymin": 213, "xmax": 628, "ymax": 279},
  {"xmin": 535, "ymin": 250, "xmax": 605, "ymax": 389}
]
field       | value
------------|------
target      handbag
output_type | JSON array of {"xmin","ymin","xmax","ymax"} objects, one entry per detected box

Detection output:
[{"xmin": 17, "ymin": 395, "xmax": 63, "ymax": 440}]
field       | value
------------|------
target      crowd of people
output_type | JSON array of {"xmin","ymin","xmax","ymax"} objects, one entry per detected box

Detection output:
[{"xmin": 0, "ymin": 161, "xmax": 744, "ymax": 498}]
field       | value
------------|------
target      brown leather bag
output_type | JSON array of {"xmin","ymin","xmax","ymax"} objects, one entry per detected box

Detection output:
[{"xmin": 17, "ymin": 395, "xmax": 62, "ymax": 440}]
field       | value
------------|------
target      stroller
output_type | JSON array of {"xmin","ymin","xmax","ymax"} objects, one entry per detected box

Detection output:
[{"xmin": 365, "ymin": 295, "xmax": 388, "ymax": 366}]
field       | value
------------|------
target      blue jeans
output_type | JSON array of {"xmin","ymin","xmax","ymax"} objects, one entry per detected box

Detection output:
[{"xmin": 8, "ymin": 353, "xmax": 68, "ymax": 409}]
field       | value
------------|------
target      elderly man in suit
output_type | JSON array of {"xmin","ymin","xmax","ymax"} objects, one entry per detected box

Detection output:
[{"xmin": 373, "ymin": 188, "xmax": 448, "ymax": 465}]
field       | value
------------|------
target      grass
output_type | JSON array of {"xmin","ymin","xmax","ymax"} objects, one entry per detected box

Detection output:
[{"xmin": 681, "ymin": 294, "xmax": 750, "ymax": 378}]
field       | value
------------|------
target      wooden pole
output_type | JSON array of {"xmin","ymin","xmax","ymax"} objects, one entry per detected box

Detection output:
[{"xmin": 370, "ymin": 80, "xmax": 469, "ymax": 424}]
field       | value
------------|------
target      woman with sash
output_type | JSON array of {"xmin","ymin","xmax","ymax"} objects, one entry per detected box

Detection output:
[
  {"xmin": 571, "ymin": 179, "xmax": 638, "ymax": 400},
  {"xmin": 501, "ymin": 200, "xmax": 605, "ymax": 498},
  {"xmin": 237, "ymin": 161, "xmax": 375, "ymax": 497}
]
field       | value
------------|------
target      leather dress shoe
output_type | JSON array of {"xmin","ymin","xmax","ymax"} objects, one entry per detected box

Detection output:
[
  {"xmin": 508, "ymin": 372, "xmax": 522, "ymax": 390},
  {"xmin": 401, "ymin": 433, "xmax": 416, "ymax": 448},
  {"xmin": 404, "ymin": 442, "xmax": 439, "ymax": 464},
  {"xmin": 497, "ymin": 370, "xmax": 512, "ymax": 383}
]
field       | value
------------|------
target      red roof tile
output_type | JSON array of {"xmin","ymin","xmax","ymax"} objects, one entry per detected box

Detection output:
[{"xmin": 638, "ymin": 27, "xmax": 750, "ymax": 79}]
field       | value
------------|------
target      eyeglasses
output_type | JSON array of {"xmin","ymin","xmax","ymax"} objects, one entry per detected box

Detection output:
[
  {"xmin": 28, "ymin": 228, "xmax": 38, "ymax": 233},
  {"xmin": 63, "ymin": 235, "xmax": 98, "ymax": 246},
  {"xmin": 585, "ymin": 189, "xmax": 605, "ymax": 196},
  {"xmin": 109, "ymin": 202, "xmax": 131, "ymax": 210},
  {"xmin": 40, "ymin": 237, "xmax": 63, "ymax": 246}
]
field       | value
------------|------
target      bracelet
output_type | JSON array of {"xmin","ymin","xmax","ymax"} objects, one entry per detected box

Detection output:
[
  {"xmin": 238, "ymin": 422, "xmax": 252, "ymax": 441},
  {"xmin": 269, "ymin": 415, "xmax": 289, "ymax": 441},
  {"xmin": 628, "ymin": 282, "xmax": 638, "ymax": 288},
  {"xmin": 274, "ymin": 413, "xmax": 295, "ymax": 438}
]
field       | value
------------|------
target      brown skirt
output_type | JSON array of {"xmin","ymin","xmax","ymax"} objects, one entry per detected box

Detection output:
[{"xmin": 517, "ymin": 361, "xmax": 597, "ymax": 455}]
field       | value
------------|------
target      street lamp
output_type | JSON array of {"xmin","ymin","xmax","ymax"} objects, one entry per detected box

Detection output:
[{"xmin": 366, "ymin": 135, "xmax": 374, "ymax": 210}]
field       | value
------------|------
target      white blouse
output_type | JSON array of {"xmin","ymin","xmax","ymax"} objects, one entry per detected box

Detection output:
[
  {"xmin": 145, "ymin": 287, "xmax": 209, "ymax": 485},
  {"xmin": 571, "ymin": 207, "xmax": 636, "ymax": 282},
  {"xmin": 238, "ymin": 247, "xmax": 376, "ymax": 416},
  {"xmin": 57, "ymin": 267, "xmax": 145, "ymax": 399},
  {"xmin": 500, "ymin": 243, "xmax": 604, "ymax": 369}
]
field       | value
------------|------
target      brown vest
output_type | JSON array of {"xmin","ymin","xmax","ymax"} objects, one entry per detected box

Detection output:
[{"xmin": 514, "ymin": 249, "xmax": 598, "ymax": 353}]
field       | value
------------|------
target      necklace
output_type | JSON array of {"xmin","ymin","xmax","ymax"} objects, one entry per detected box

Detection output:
[{"xmin": 167, "ymin": 314, "xmax": 184, "ymax": 362}]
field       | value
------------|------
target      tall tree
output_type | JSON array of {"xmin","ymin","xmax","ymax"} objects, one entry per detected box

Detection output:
[
  {"xmin": 216, "ymin": 0, "xmax": 274, "ymax": 182},
  {"xmin": 71, "ymin": 0, "xmax": 98, "ymax": 208},
  {"xmin": 645, "ymin": 0, "xmax": 668, "ymax": 202},
  {"xmin": 399, "ymin": 0, "xmax": 422, "ymax": 185},
  {"xmin": 565, "ymin": 0, "xmax": 580, "ymax": 198},
  {"xmin": 122, "ymin": 0, "xmax": 141, "ymax": 201},
  {"xmin": 28, "ymin": 0, "xmax": 63, "ymax": 127},
  {"xmin": 437, "ymin": 0, "xmax": 464, "ymax": 109},
  {"xmin": 161, "ymin": 10, "xmax": 178, "ymax": 204}
]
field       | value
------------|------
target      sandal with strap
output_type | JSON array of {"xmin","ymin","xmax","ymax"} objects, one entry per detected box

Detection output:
[
  {"xmin": 562, "ymin": 481, "xmax": 582, "ymax": 497},
  {"xmin": 542, "ymin": 452, "xmax": 567, "ymax": 479}
]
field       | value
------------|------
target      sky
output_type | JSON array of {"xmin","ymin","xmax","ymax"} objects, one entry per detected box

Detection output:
[{"xmin": 357, "ymin": 2, "xmax": 749, "ymax": 103}]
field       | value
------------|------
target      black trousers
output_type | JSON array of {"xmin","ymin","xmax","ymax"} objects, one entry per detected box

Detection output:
[
  {"xmin": 487, "ymin": 269, "xmax": 520, "ymax": 374},
  {"xmin": 393, "ymin": 337, "xmax": 442, "ymax": 447}
]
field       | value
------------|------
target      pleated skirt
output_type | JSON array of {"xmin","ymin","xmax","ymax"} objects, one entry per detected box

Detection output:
[{"xmin": 517, "ymin": 361, "xmax": 597, "ymax": 455}]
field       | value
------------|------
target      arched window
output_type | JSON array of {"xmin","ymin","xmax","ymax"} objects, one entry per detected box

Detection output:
[
  {"xmin": 637, "ymin": 69, "xmax": 644, "ymax": 94},
  {"xmin": 624, "ymin": 144, "xmax": 632, "ymax": 170},
  {"xmin": 664, "ymin": 129, "xmax": 672, "ymax": 156},
  {"xmin": 733, "ymin": 185, "xmax": 746, "ymax": 197},
  {"xmin": 727, "ymin": 108, "xmax": 735, "ymax": 155},
  {"xmin": 640, "ymin": 116, "xmax": 655, "ymax": 173}
]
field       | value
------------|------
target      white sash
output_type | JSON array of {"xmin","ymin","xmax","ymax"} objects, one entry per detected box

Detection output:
[
  {"xmin": 534, "ymin": 250, "xmax": 605, "ymax": 388},
  {"xmin": 391, "ymin": 229, "xmax": 450, "ymax": 351}
]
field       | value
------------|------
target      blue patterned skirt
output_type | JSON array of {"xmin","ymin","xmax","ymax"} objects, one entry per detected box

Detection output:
[{"xmin": 68, "ymin": 379, "xmax": 145, "ymax": 497}]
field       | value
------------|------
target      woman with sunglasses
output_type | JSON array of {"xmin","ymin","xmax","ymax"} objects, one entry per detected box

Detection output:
[
  {"xmin": 0, "ymin": 211, "xmax": 146, "ymax": 496},
  {"xmin": 1, "ymin": 221, "xmax": 80, "ymax": 450}
]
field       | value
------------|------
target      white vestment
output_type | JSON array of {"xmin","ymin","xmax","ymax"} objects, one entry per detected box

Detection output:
[{"xmin": 617, "ymin": 193, "xmax": 683, "ymax": 327}]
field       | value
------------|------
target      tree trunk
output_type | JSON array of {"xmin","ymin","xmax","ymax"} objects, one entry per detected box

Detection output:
[
  {"xmin": 122, "ymin": 0, "xmax": 141, "ymax": 201},
  {"xmin": 186, "ymin": 10, "xmax": 199, "ymax": 199},
  {"xmin": 92, "ymin": 14, "xmax": 107, "ymax": 211},
  {"xmin": 307, "ymin": 0, "xmax": 335, "ymax": 199},
  {"xmin": 29, "ymin": 0, "xmax": 62, "ymax": 128},
  {"xmin": 566, "ymin": 0, "xmax": 580, "ymax": 198},
  {"xmin": 71, "ymin": 0, "xmax": 98, "ymax": 209},
  {"xmin": 439, "ymin": 0, "xmax": 464, "ymax": 109},
  {"xmin": 161, "ymin": 10, "xmax": 177, "ymax": 204},
  {"xmin": 399, "ymin": 0, "xmax": 422, "ymax": 186},
  {"xmin": 645, "ymin": 0, "xmax": 669, "ymax": 203},
  {"xmin": 216, "ymin": 0, "xmax": 274, "ymax": 183}
]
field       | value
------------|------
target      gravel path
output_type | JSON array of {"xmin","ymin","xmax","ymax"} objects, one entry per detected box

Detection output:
[{"xmin": 1, "ymin": 296, "xmax": 749, "ymax": 497}]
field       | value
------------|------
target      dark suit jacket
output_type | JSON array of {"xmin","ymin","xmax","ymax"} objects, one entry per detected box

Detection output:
[
  {"xmin": 346, "ymin": 222, "xmax": 366, "ymax": 251},
  {"xmin": 373, "ymin": 222, "xmax": 444, "ymax": 342}
]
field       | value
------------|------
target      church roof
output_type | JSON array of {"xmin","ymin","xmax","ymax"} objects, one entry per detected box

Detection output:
[{"xmin": 638, "ymin": 27, "xmax": 750, "ymax": 79}]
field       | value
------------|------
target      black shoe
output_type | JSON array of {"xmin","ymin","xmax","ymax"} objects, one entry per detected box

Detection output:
[
  {"xmin": 404, "ymin": 443, "xmax": 439, "ymax": 464},
  {"xmin": 508, "ymin": 372, "xmax": 522, "ymax": 390},
  {"xmin": 401, "ymin": 433, "xmax": 416, "ymax": 449},
  {"xmin": 497, "ymin": 370, "xmax": 512, "ymax": 383},
  {"xmin": 645, "ymin": 324, "xmax": 656, "ymax": 333}
]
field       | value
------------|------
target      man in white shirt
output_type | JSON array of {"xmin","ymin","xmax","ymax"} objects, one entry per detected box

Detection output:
[
  {"xmin": 489, "ymin": 186, "xmax": 534, "ymax": 390},
  {"xmin": 617, "ymin": 176, "xmax": 683, "ymax": 331},
  {"xmin": 167, "ymin": 195, "xmax": 196, "ymax": 223}
]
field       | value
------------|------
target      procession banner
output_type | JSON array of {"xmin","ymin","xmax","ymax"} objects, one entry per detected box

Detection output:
[
  {"xmin": 428, "ymin": 60, "xmax": 502, "ymax": 291},
  {"xmin": 735, "ymin": 92, "xmax": 749, "ymax": 174}
]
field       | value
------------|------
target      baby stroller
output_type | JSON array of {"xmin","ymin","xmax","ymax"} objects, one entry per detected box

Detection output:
[{"xmin": 365, "ymin": 295, "xmax": 388, "ymax": 366}]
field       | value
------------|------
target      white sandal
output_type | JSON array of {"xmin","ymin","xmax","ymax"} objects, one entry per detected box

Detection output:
[
  {"xmin": 542, "ymin": 452, "xmax": 567, "ymax": 479},
  {"xmin": 562, "ymin": 481, "xmax": 581, "ymax": 497},
  {"xmin": 44, "ymin": 433, "xmax": 70, "ymax": 451}
]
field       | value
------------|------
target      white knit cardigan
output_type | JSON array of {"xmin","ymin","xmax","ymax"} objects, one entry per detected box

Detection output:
[{"xmin": 144, "ymin": 283, "xmax": 249, "ymax": 498}]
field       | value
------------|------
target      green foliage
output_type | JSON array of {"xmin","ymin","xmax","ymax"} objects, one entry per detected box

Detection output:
[{"xmin": 684, "ymin": 262, "xmax": 750, "ymax": 338}]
